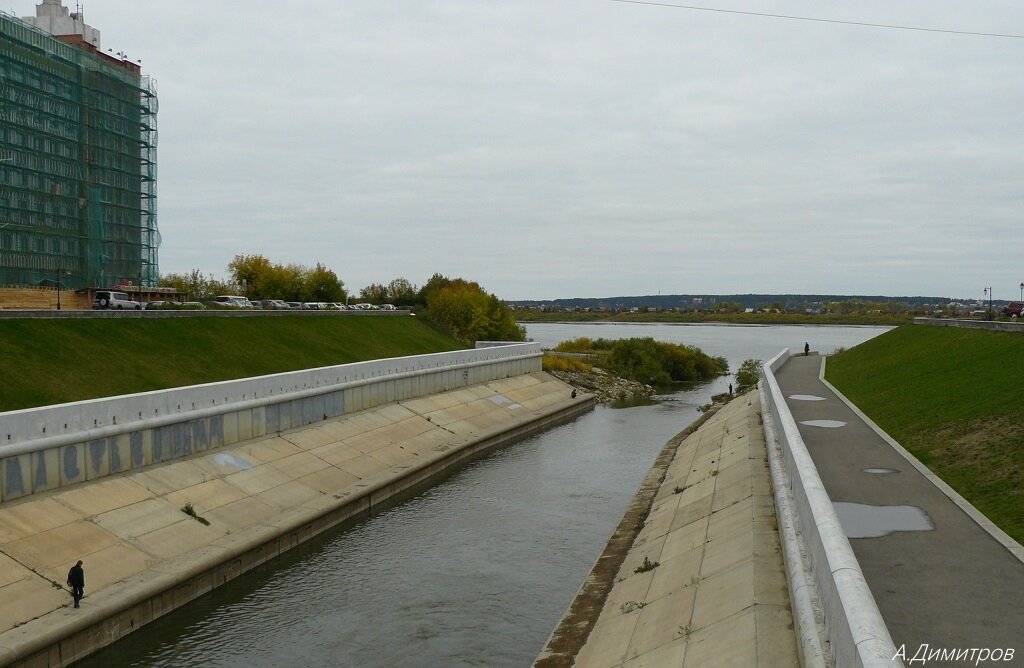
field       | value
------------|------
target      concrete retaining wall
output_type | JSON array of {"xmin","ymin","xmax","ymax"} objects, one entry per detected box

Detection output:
[
  {"xmin": 913, "ymin": 317, "xmax": 1024, "ymax": 333},
  {"xmin": 761, "ymin": 351, "xmax": 901, "ymax": 668},
  {"xmin": 0, "ymin": 344, "xmax": 542, "ymax": 503}
]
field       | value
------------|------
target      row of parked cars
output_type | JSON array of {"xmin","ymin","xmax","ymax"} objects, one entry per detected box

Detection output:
[{"xmin": 92, "ymin": 291, "xmax": 400, "ymax": 311}]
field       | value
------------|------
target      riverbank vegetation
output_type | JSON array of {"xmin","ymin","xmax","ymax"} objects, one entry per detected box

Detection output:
[
  {"xmin": 826, "ymin": 325, "xmax": 1024, "ymax": 543},
  {"xmin": 0, "ymin": 316, "xmax": 462, "ymax": 412},
  {"xmin": 553, "ymin": 337, "xmax": 728, "ymax": 385}
]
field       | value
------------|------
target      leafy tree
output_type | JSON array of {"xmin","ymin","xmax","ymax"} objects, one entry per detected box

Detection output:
[
  {"xmin": 227, "ymin": 254, "xmax": 274, "ymax": 298},
  {"xmin": 304, "ymin": 263, "xmax": 345, "ymax": 302},
  {"xmin": 160, "ymin": 270, "xmax": 236, "ymax": 302},
  {"xmin": 735, "ymin": 358, "xmax": 762, "ymax": 390},
  {"xmin": 387, "ymin": 277, "xmax": 418, "ymax": 305},
  {"xmin": 422, "ymin": 277, "xmax": 525, "ymax": 344},
  {"xmin": 359, "ymin": 282, "xmax": 389, "ymax": 304},
  {"xmin": 416, "ymin": 273, "xmax": 451, "ymax": 306}
]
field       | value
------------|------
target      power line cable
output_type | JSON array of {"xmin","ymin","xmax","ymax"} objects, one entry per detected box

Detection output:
[{"xmin": 608, "ymin": 0, "xmax": 1024, "ymax": 39}]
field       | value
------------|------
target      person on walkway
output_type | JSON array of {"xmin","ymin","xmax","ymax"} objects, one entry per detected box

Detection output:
[
  {"xmin": 571, "ymin": 389, "xmax": 577, "ymax": 399},
  {"xmin": 728, "ymin": 383, "xmax": 733, "ymax": 395},
  {"xmin": 67, "ymin": 560, "xmax": 84, "ymax": 608},
  {"xmin": 804, "ymin": 342, "xmax": 810, "ymax": 356}
]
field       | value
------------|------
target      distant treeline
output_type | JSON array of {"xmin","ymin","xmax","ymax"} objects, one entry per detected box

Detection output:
[{"xmin": 512, "ymin": 293, "xmax": 956, "ymax": 311}]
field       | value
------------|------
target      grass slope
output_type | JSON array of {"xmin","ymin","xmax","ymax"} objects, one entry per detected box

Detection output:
[
  {"xmin": 0, "ymin": 316, "xmax": 462, "ymax": 412},
  {"xmin": 826, "ymin": 325, "xmax": 1024, "ymax": 543}
]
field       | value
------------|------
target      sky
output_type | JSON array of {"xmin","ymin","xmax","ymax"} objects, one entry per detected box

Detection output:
[{"xmin": 43, "ymin": 1, "xmax": 1024, "ymax": 301}]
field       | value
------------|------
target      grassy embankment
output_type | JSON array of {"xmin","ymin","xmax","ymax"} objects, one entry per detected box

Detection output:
[
  {"xmin": 517, "ymin": 310, "xmax": 909, "ymax": 326},
  {"xmin": 0, "ymin": 316, "xmax": 463, "ymax": 412},
  {"xmin": 826, "ymin": 325, "xmax": 1024, "ymax": 543}
]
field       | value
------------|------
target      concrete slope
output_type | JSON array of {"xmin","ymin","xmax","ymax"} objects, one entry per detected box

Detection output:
[
  {"xmin": 544, "ymin": 393, "xmax": 798, "ymax": 668},
  {"xmin": 0, "ymin": 372, "xmax": 589, "ymax": 667}
]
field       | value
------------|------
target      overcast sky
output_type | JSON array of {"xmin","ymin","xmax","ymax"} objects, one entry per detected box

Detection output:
[{"xmin": 57, "ymin": 1, "xmax": 1024, "ymax": 301}]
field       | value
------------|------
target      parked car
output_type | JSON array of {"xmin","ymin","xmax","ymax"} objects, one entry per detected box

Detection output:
[
  {"xmin": 266, "ymin": 299, "xmax": 290, "ymax": 309},
  {"xmin": 379, "ymin": 303, "xmax": 397, "ymax": 311},
  {"xmin": 212, "ymin": 295, "xmax": 255, "ymax": 308},
  {"xmin": 286, "ymin": 301, "xmax": 302, "ymax": 309},
  {"xmin": 144, "ymin": 300, "xmax": 168, "ymax": 310},
  {"xmin": 1003, "ymin": 302, "xmax": 1023, "ymax": 318},
  {"xmin": 180, "ymin": 301, "xmax": 206, "ymax": 309},
  {"xmin": 93, "ymin": 290, "xmax": 141, "ymax": 310}
]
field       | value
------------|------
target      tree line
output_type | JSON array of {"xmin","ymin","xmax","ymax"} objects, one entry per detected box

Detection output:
[{"xmin": 160, "ymin": 256, "xmax": 524, "ymax": 345}]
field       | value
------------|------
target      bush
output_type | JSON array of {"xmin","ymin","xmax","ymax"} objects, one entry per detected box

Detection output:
[
  {"xmin": 542, "ymin": 355, "xmax": 593, "ymax": 373},
  {"xmin": 735, "ymin": 358, "xmax": 762, "ymax": 390},
  {"xmin": 603, "ymin": 338, "xmax": 727, "ymax": 385}
]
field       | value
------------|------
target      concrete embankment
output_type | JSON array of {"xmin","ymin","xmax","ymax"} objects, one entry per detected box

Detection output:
[
  {"xmin": 536, "ymin": 392, "xmax": 798, "ymax": 667},
  {"xmin": 0, "ymin": 372, "xmax": 592, "ymax": 667}
]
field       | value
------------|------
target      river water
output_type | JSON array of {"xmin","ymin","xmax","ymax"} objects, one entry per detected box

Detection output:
[{"xmin": 79, "ymin": 323, "xmax": 888, "ymax": 668}]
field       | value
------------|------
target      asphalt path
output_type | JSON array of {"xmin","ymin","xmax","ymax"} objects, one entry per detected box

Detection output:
[{"xmin": 776, "ymin": 354, "xmax": 1024, "ymax": 666}]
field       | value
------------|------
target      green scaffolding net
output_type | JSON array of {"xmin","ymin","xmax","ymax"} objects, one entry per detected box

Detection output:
[{"xmin": 0, "ymin": 10, "xmax": 158, "ymax": 290}]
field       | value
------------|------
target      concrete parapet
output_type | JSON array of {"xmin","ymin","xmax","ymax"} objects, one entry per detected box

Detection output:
[
  {"xmin": 761, "ymin": 351, "xmax": 901, "ymax": 668},
  {"xmin": 0, "ymin": 344, "xmax": 542, "ymax": 503}
]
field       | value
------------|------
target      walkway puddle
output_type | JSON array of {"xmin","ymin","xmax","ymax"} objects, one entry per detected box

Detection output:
[
  {"xmin": 789, "ymin": 394, "xmax": 826, "ymax": 401},
  {"xmin": 862, "ymin": 467, "xmax": 900, "ymax": 474},
  {"xmin": 800, "ymin": 419, "xmax": 846, "ymax": 428},
  {"xmin": 834, "ymin": 502, "xmax": 934, "ymax": 538}
]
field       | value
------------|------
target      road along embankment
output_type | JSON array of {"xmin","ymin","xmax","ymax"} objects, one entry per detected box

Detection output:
[{"xmin": 0, "ymin": 346, "xmax": 593, "ymax": 666}]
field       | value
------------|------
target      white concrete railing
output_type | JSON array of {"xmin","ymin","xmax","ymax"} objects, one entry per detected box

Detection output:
[
  {"xmin": 761, "ymin": 350, "xmax": 902, "ymax": 668},
  {"xmin": 0, "ymin": 343, "xmax": 542, "ymax": 502}
]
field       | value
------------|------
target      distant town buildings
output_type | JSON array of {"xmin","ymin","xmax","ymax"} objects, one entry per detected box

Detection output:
[{"xmin": 0, "ymin": 0, "xmax": 158, "ymax": 290}]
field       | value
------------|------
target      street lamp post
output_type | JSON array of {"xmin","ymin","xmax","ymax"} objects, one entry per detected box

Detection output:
[
  {"xmin": 1019, "ymin": 282, "xmax": 1023, "ymax": 303},
  {"xmin": 983, "ymin": 287, "xmax": 993, "ymax": 320}
]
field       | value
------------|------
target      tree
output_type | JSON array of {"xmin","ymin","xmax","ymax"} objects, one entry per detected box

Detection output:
[
  {"xmin": 227, "ymin": 254, "xmax": 274, "ymax": 299},
  {"xmin": 735, "ymin": 359, "xmax": 762, "ymax": 390},
  {"xmin": 386, "ymin": 277, "xmax": 417, "ymax": 305},
  {"xmin": 304, "ymin": 263, "xmax": 345, "ymax": 302},
  {"xmin": 422, "ymin": 277, "xmax": 525, "ymax": 344},
  {"xmin": 359, "ymin": 282, "xmax": 389, "ymax": 304},
  {"xmin": 416, "ymin": 273, "xmax": 451, "ymax": 306},
  {"xmin": 160, "ymin": 269, "xmax": 236, "ymax": 302}
]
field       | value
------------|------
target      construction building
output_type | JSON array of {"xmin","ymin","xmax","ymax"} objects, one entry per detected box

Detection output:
[{"xmin": 0, "ymin": 0, "xmax": 158, "ymax": 296}]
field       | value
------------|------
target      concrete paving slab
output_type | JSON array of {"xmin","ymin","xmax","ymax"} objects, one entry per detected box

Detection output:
[
  {"xmin": 624, "ymin": 587, "xmax": 697, "ymax": 661},
  {"xmin": 0, "ymin": 577, "xmax": 70, "ymax": 633},
  {"xmin": 335, "ymin": 454, "xmax": 388, "ymax": 480},
  {"xmin": 204, "ymin": 496, "xmax": 279, "ymax": 532},
  {"xmin": 294, "ymin": 466, "xmax": 361, "ymax": 496},
  {"xmin": 256, "ymin": 480, "xmax": 324, "ymax": 510},
  {"xmin": 53, "ymin": 477, "xmax": 154, "ymax": 517},
  {"xmin": 6, "ymin": 520, "xmax": 121, "ymax": 572},
  {"xmin": 132, "ymin": 517, "xmax": 228, "ymax": 560},
  {"xmin": 92, "ymin": 498, "xmax": 187, "ymax": 539},
  {"xmin": 164, "ymin": 479, "xmax": 248, "ymax": 514},
  {"xmin": 683, "ymin": 608, "xmax": 756, "ymax": 667},
  {"xmin": 130, "ymin": 462, "xmax": 210, "ymax": 498},
  {"xmin": 0, "ymin": 553, "xmax": 33, "ymax": 589},
  {"xmin": 0, "ymin": 499, "xmax": 81, "ymax": 545}
]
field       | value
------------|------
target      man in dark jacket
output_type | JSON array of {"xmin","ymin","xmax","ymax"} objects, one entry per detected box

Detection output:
[{"xmin": 67, "ymin": 560, "xmax": 84, "ymax": 608}]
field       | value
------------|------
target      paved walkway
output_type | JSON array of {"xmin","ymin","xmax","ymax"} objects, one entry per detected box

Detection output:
[
  {"xmin": 0, "ymin": 373, "xmax": 583, "ymax": 665},
  {"xmin": 776, "ymin": 354, "xmax": 1024, "ymax": 665},
  {"xmin": 569, "ymin": 394, "xmax": 799, "ymax": 667}
]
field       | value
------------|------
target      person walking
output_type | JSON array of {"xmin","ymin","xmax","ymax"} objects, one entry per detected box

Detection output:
[
  {"xmin": 804, "ymin": 342, "xmax": 810, "ymax": 356},
  {"xmin": 67, "ymin": 560, "xmax": 84, "ymax": 608}
]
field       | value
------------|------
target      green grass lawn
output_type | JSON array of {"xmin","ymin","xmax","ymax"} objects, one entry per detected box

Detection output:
[
  {"xmin": 0, "ymin": 316, "xmax": 463, "ymax": 412},
  {"xmin": 826, "ymin": 324, "xmax": 1024, "ymax": 543}
]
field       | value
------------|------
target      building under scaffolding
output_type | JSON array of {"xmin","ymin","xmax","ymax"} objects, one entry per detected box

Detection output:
[{"xmin": 0, "ymin": 0, "xmax": 158, "ymax": 291}]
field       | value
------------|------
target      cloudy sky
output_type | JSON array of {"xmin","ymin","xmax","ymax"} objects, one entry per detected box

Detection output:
[{"xmin": 58, "ymin": 1, "xmax": 1024, "ymax": 301}]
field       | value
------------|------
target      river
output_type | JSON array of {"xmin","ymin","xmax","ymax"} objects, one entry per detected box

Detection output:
[{"xmin": 78, "ymin": 323, "xmax": 889, "ymax": 668}]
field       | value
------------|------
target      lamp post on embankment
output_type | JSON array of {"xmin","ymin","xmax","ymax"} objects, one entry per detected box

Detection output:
[{"xmin": 983, "ymin": 287, "xmax": 992, "ymax": 320}]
